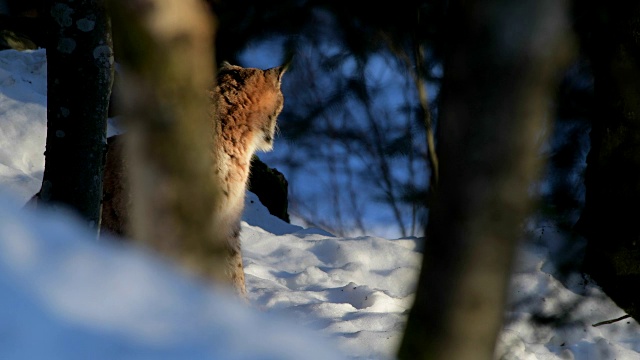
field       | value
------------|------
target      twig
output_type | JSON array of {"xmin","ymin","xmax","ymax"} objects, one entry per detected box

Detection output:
[
  {"xmin": 592, "ymin": 315, "xmax": 631, "ymax": 327},
  {"xmin": 412, "ymin": 41, "xmax": 439, "ymax": 190},
  {"xmin": 380, "ymin": 22, "xmax": 439, "ymax": 191}
]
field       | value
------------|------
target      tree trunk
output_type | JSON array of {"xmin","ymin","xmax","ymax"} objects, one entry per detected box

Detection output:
[
  {"xmin": 575, "ymin": 2, "xmax": 640, "ymax": 320},
  {"xmin": 398, "ymin": 1, "xmax": 574, "ymax": 359},
  {"xmin": 40, "ymin": 0, "xmax": 113, "ymax": 234},
  {"xmin": 108, "ymin": 0, "xmax": 228, "ymax": 285}
]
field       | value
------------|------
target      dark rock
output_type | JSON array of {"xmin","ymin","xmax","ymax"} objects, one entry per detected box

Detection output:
[{"xmin": 248, "ymin": 155, "xmax": 290, "ymax": 223}]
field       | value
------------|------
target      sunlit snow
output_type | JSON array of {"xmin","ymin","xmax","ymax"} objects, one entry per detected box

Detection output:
[{"xmin": 1, "ymin": 48, "xmax": 639, "ymax": 360}]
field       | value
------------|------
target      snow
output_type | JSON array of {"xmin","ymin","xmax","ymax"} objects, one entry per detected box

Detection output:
[{"xmin": 1, "ymin": 48, "xmax": 639, "ymax": 359}]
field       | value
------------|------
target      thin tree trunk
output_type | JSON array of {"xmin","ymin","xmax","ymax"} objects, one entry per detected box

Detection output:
[
  {"xmin": 575, "ymin": 2, "xmax": 640, "ymax": 321},
  {"xmin": 398, "ymin": 1, "xmax": 574, "ymax": 359},
  {"xmin": 40, "ymin": 0, "xmax": 113, "ymax": 234},
  {"xmin": 108, "ymin": 0, "xmax": 228, "ymax": 284}
]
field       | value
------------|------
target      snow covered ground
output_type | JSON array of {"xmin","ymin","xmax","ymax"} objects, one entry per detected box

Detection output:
[{"xmin": 1, "ymin": 48, "xmax": 639, "ymax": 359}]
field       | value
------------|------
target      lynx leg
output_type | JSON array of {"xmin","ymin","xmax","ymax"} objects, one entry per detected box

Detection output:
[{"xmin": 227, "ymin": 225, "xmax": 247, "ymax": 298}]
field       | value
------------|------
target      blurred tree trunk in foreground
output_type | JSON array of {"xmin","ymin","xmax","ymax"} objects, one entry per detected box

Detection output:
[
  {"xmin": 40, "ymin": 0, "xmax": 113, "ymax": 235},
  {"xmin": 575, "ymin": 2, "xmax": 640, "ymax": 320},
  {"xmin": 108, "ymin": 0, "xmax": 228, "ymax": 285},
  {"xmin": 398, "ymin": 1, "xmax": 574, "ymax": 359}
]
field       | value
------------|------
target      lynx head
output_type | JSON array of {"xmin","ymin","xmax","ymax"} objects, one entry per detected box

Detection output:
[{"xmin": 216, "ymin": 61, "xmax": 288, "ymax": 152}]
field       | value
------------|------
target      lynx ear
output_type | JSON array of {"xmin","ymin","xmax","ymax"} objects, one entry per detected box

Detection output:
[
  {"xmin": 220, "ymin": 61, "xmax": 233, "ymax": 69},
  {"xmin": 275, "ymin": 59, "xmax": 291, "ymax": 83},
  {"xmin": 275, "ymin": 67, "xmax": 286, "ymax": 84},
  {"xmin": 268, "ymin": 53, "xmax": 292, "ymax": 82},
  {"xmin": 266, "ymin": 64, "xmax": 288, "ymax": 85}
]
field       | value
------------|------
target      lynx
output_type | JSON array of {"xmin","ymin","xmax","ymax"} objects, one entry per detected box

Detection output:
[
  {"xmin": 204, "ymin": 62, "xmax": 287, "ymax": 296},
  {"xmin": 33, "ymin": 62, "xmax": 287, "ymax": 297}
]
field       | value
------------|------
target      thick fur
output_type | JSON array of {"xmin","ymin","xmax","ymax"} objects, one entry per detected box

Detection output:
[
  {"xmin": 206, "ymin": 62, "xmax": 286, "ymax": 296},
  {"xmin": 50, "ymin": 63, "xmax": 286, "ymax": 297}
]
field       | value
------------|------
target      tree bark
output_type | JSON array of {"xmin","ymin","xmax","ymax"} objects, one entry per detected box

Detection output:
[
  {"xmin": 108, "ymin": 0, "xmax": 228, "ymax": 285},
  {"xmin": 40, "ymin": 0, "xmax": 113, "ymax": 234},
  {"xmin": 575, "ymin": 1, "xmax": 640, "ymax": 320},
  {"xmin": 398, "ymin": 1, "xmax": 574, "ymax": 359}
]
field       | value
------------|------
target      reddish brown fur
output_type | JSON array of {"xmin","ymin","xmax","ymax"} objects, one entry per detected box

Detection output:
[{"xmin": 41, "ymin": 63, "xmax": 287, "ymax": 298}]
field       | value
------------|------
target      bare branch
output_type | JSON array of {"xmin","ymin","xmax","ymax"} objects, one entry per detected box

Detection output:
[{"xmin": 592, "ymin": 315, "xmax": 631, "ymax": 327}]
